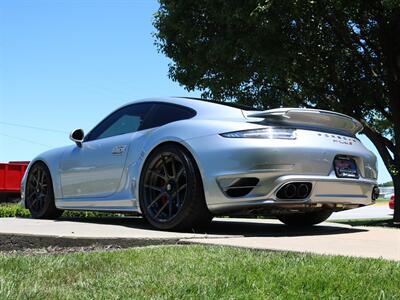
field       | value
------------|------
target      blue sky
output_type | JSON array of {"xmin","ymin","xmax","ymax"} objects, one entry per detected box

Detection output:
[{"xmin": 0, "ymin": 0, "xmax": 391, "ymax": 183}]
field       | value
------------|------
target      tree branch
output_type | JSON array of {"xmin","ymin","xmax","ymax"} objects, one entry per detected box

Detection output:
[{"xmin": 361, "ymin": 120, "xmax": 395, "ymax": 173}]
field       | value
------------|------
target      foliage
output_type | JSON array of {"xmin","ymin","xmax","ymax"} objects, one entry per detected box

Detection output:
[
  {"xmin": 1, "ymin": 245, "xmax": 400, "ymax": 299},
  {"xmin": 0, "ymin": 203, "xmax": 124, "ymax": 219},
  {"xmin": 379, "ymin": 181, "xmax": 394, "ymax": 187},
  {"xmin": 154, "ymin": 0, "xmax": 400, "ymax": 221},
  {"xmin": 0, "ymin": 203, "xmax": 30, "ymax": 218}
]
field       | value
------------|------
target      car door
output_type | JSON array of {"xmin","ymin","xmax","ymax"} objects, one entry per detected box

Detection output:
[{"xmin": 59, "ymin": 103, "xmax": 153, "ymax": 199}]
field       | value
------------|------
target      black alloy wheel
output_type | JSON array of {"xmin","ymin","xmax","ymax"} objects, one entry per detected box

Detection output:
[
  {"xmin": 140, "ymin": 144, "xmax": 212, "ymax": 231},
  {"xmin": 25, "ymin": 162, "xmax": 63, "ymax": 219}
]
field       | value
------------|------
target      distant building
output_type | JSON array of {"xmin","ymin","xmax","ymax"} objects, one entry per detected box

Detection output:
[{"xmin": 379, "ymin": 186, "xmax": 394, "ymax": 199}]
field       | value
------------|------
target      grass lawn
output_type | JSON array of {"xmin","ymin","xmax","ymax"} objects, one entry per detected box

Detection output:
[
  {"xmin": 0, "ymin": 203, "xmax": 125, "ymax": 219},
  {"xmin": 0, "ymin": 245, "xmax": 399, "ymax": 299},
  {"xmin": 331, "ymin": 218, "xmax": 399, "ymax": 228},
  {"xmin": 376, "ymin": 197, "xmax": 390, "ymax": 204}
]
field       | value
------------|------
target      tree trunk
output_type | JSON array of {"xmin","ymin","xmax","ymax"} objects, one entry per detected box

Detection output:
[
  {"xmin": 390, "ymin": 12, "xmax": 400, "ymax": 223},
  {"xmin": 381, "ymin": 8, "xmax": 400, "ymax": 224}
]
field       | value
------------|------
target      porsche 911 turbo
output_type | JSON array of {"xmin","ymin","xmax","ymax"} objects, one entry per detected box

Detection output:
[{"xmin": 20, "ymin": 97, "xmax": 379, "ymax": 230}]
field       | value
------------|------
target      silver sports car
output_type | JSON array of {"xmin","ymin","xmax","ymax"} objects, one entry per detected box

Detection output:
[{"xmin": 20, "ymin": 97, "xmax": 379, "ymax": 230}]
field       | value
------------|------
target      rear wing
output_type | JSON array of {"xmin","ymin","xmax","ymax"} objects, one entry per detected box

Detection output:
[{"xmin": 246, "ymin": 108, "xmax": 363, "ymax": 135}]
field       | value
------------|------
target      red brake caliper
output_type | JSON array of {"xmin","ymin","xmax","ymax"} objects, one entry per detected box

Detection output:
[{"xmin": 159, "ymin": 179, "xmax": 168, "ymax": 205}]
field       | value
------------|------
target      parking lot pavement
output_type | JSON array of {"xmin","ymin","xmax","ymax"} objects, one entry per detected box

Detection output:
[
  {"xmin": 0, "ymin": 217, "xmax": 399, "ymax": 261},
  {"xmin": 330, "ymin": 204, "xmax": 393, "ymax": 220}
]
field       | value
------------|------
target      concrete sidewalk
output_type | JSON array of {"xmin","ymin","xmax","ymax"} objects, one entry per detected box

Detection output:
[
  {"xmin": 0, "ymin": 217, "xmax": 399, "ymax": 261},
  {"xmin": 330, "ymin": 204, "xmax": 393, "ymax": 220},
  {"xmin": 183, "ymin": 223, "xmax": 400, "ymax": 261}
]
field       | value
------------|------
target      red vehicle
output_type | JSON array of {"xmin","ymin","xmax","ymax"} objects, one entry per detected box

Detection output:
[
  {"xmin": 389, "ymin": 194, "xmax": 395, "ymax": 210},
  {"xmin": 0, "ymin": 161, "xmax": 29, "ymax": 202}
]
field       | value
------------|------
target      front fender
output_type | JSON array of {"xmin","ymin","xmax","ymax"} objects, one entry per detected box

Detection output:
[{"xmin": 20, "ymin": 146, "xmax": 70, "ymax": 208}]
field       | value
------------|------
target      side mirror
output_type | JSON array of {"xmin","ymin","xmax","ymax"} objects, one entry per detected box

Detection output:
[{"xmin": 69, "ymin": 128, "xmax": 85, "ymax": 147}]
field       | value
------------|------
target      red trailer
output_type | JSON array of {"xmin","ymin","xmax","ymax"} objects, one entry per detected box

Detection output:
[{"xmin": 0, "ymin": 161, "xmax": 29, "ymax": 202}]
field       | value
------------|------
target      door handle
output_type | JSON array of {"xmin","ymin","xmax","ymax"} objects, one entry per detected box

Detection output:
[{"xmin": 112, "ymin": 145, "xmax": 127, "ymax": 155}]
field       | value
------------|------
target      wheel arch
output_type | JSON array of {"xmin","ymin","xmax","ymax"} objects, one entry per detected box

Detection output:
[
  {"xmin": 22, "ymin": 159, "xmax": 59, "ymax": 208},
  {"xmin": 137, "ymin": 140, "xmax": 207, "ymax": 209}
]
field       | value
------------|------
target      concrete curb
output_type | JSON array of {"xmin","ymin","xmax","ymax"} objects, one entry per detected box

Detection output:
[{"xmin": 0, "ymin": 233, "xmax": 181, "ymax": 251}]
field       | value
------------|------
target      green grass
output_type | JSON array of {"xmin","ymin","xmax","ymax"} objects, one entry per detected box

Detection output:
[
  {"xmin": 0, "ymin": 203, "xmax": 124, "ymax": 219},
  {"xmin": 331, "ymin": 218, "xmax": 398, "ymax": 228},
  {"xmin": 0, "ymin": 203, "xmax": 30, "ymax": 218},
  {"xmin": 0, "ymin": 245, "xmax": 399, "ymax": 299},
  {"xmin": 376, "ymin": 197, "xmax": 390, "ymax": 204}
]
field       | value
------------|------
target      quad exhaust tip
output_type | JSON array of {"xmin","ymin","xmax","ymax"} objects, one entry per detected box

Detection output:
[{"xmin": 276, "ymin": 182, "xmax": 312, "ymax": 200}]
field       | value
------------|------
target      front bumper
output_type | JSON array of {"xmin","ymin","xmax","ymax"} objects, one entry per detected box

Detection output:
[{"xmin": 19, "ymin": 171, "xmax": 28, "ymax": 208}]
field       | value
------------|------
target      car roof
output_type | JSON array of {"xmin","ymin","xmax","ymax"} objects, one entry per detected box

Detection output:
[{"xmin": 124, "ymin": 96, "xmax": 259, "ymax": 119}]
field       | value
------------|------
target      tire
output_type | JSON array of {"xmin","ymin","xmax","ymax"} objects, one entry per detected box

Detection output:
[
  {"xmin": 25, "ymin": 162, "xmax": 63, "ymax": 219},
  {"xmin": 277, "ymin": 210, "xmax": 333, "ymax": 227},
  {"xmin": 139, "ymin": 144, "xmax": 212, "ymax": 231}
]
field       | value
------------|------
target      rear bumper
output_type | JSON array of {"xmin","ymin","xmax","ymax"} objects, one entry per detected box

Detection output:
[
  {"xmin": 208, "ymin": 174, "xmax": 377, "ymax": 213},
  {"xmin": 185, "ymin": 129, "xmax": 378, "ymax": 214}
]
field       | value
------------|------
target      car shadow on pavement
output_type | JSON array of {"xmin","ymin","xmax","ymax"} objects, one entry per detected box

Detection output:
[
  {"xmin": 206, "ymin": 219, "xmax": 367, "ymax": 237},
  {"xmin": 56, "ymin": 216, "xmax": 368, "ymax": 237}
]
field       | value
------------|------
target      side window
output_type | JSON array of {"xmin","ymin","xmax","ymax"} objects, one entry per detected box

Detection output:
[
  {"xmin": 144, "ymin": 103, "xmax": 196, "ymax": 129},
  {"xmin": 86, "ymin": 103, "xmax": 153, "ymax": 141}
]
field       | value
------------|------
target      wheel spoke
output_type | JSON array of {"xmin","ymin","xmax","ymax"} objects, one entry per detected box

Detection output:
[
  {"xmin": 29, "ymin": 197, "xmax": 39, "ymax": 209},
  {"xmin": 39, "ymin": 193, "xmax": 46, "ymax": 205},
  {"xmin": 154, "ymin": 200, "xmax": 169, "ymax": 218},
  {"xmin": 148, "ymin": 170, "xmax": 167, "ymax": 181},
  {"xmin": 36, "ymin": 169, "xmax": 41, "ymax": 185},
  {"xmin": 176, "ymin": 167, "xmax": 185, "ymax": 179},
  {"xmin": 40, "ymin": 170, "xmax": 46, "ymax": 185},
  {"xmin": 175, "ymin": 189, "xmax": 181, "ymax": 207},
  {"xmin": 31, "ymin": 174, "xmax": 37, "ymax": 185},
  {"xmin": 161, "ymin": 155, "xmax": 169, "ymax": 178},
  {"xmin": 177, "ymin": 183, "xmax": 187, "ymax": 193},
  {"xmin": 27, "ymin": 190, "xmax": 36, "ymax": 199},
  {"xmin": 147, "ymin": 191, "xmax": 167, "ymax": 209},
  {"xmin": 171, "ymin": 157, "xmax": 176, "ymax": 178},
  {"xmin": 144, "ymin": 184, "xmax": 163, "ymax": 193},
  {"xmin": 168, "ymin": 195, "xmax": 173, "ymax": 217}
]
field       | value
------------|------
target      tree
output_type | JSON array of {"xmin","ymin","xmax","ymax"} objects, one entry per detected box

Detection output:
[
  {"xmin": 154, "ymin": 0, "xmax": 400, "ymax": 223},
  {"xmin": 379, "ymin": 181, "xmax": 394, "ymax": 187}
]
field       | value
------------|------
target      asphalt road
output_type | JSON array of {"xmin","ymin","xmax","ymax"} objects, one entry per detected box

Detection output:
[{"xmin": 330, "ymin": 204, "xmax": 393, "ymax": 220}]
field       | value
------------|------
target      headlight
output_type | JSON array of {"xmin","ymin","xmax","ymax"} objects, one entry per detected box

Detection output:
[{"xmin": 220, "ymin": 128, "xmax": 297, "ymax": 139}]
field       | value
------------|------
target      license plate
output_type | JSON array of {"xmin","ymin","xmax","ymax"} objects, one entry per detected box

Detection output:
[{"xmin": 334, "ymin": 157, "xmax": 358, "ymax": 178}]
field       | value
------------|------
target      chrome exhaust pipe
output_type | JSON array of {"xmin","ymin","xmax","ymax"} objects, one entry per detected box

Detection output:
[
  {"xmin": 297, "ymin": 183, "xmax": 310, "ymax": 199},
  {"xmin": 283, "ymin": 183, "xmax": 297, "ymax": 199}
]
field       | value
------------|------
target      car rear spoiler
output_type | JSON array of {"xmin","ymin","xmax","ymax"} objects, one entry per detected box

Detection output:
[{"xmin": 245, "ymin": 108, "xmax": 363, "ymax": 135}]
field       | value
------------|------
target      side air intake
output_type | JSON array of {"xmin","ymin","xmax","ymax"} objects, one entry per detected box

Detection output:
[
  {"xmin": 225, "ymin": 177, "xmax": 260, "ymax": 198},
  {"xmin": 276, "ymin": 182, "xmax": 312, "ymax": 200}
]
